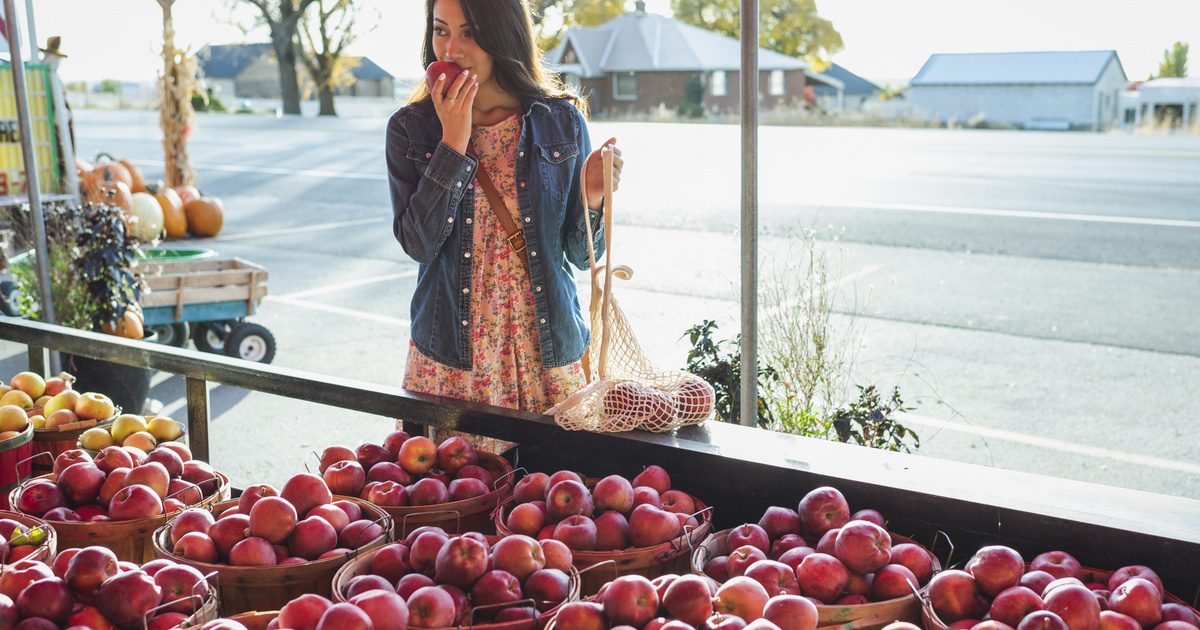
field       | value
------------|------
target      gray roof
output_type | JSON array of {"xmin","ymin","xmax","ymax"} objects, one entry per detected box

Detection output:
[
  {"xmin": 547, "ymin": 11, "xmax": 806, "ymax": 78},
  {"xmin": 911, "ymin": 50, "xmax": 1125, "ymax": 86},
  {"xmin": 197, "ymin": 43, "xmax": 393, "ymax": 81},
  {"xmin": 813, "ymin": 63, "xmax": 880, "ymax": 95}
]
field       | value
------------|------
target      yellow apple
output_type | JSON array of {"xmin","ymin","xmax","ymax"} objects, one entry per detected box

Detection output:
[
  {"xmin": 0, "ymin": 390, "xmax": 33, "ymax": 409},
  {"xmin": 9, "ymin": 371, "xmax": 45, "ymax": 398},
  {"xmin": 32, "ymin": 395, "xmax": 51, "ymax": 409},
  {"xmin": 29, "ymin": 415, "xmax": 46, "ymax": 429},
  {"xmin": 0, "ymin": 430, "xmax": 20, "ymax": 441},
  {"xmin": 44, "ymin": 390, "xmax": 81, "ymax": 417},
  {"xmin": 74, "ymin": 392, "xmax": 116, "ymax": 421},
  {"xmin": 80, "ymin": 426, "xmax": 115, "ymax": 450},
  {"xmin": 0, "ymin": 385, "xmax": 11, "ymax": 397},
  {"xmin": 44, "ymin": 409, "xmax": 79, "ymax": 430},
  {"xmin": 110, "ymin": 414, "xmax": 147, "ymax": 443},
  {"xmin": 146, "ymin": 417, "xmax": 184, "ymax": 442},
  {"xmin": 0, "ymin": 405, "xmax": 28, "ymax": 432},
  {"xmin": 122, "ymin": 431, "xmax": 157, "ymax": 451}
]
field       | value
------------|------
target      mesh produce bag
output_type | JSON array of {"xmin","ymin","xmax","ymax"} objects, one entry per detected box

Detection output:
[{"xmin": 548, "ymin": 148, "xmax": 715, "ymax": 432}]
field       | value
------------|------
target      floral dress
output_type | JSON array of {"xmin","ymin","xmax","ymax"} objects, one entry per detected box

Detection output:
[{"xmin": 402, "ymin": 112, "xmax": 587, "ymax": 451}]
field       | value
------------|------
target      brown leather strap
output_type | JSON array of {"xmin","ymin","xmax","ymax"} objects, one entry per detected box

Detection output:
[{"xmin": 467, "ymin": 147, "xmax": 529, "ymax": 276}]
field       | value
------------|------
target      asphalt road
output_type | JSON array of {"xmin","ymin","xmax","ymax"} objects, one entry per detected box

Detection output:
[{"xmin": 3, "ymin": 109, "xmax": 1196, "ymax": 499}]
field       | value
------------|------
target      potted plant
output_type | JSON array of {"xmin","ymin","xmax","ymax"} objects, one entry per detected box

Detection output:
[{"xmin": 10, "ymin": 202, "xmax": 157, "ymax": 413}]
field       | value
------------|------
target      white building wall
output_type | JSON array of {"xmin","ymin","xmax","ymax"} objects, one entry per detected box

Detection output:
[
  {"xmin": 906, "ymin": 83, "xmax": 1102, "ymax": 129},
  {"xmin": 1092, "ymin": 58, "xmax": 1127, "ymax": 130}
]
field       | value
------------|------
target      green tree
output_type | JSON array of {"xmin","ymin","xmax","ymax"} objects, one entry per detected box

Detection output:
[
  {"xmin": 96, "ymin": 79, "xmax": 122, "ymax": 94},
  {"xmin": 670, "ymin": 0, "xmax": 843, "ymax": 66},
  {"xmin": 1155, "ymin": 41, "xmax": 1189, "ymax": 78},
  {"xmin": 530, "ymin": 0, "xmax": 627, "ymax": 51},
  {"xmin": 234, "ymin": 0, "xmax": 321, "ymax": 115},
  {"xmin": 296, "ymin": 0, "xmax": 373, "ymax": 116}
]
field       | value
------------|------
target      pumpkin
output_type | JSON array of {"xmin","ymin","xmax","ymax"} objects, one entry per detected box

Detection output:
[
  {"xmin": 184, "ymin": 197, "xmax": 224, "ymax": 237},
  {"xmin": 156, "ymin": 188, "xmax": 187, "ymax": 239},
  {"xmin": 173, "ymin": 185, "xmax": 200, "ymax": 206},
  {"xmin": 88, "ymin": 180, "xmax": 133, "ymax": 212},
  {"xmin": 120, "ymin": 159, "xmax": 147, "ymax": 193},
  {"xmin": 75, "ymin": 157, "xmax": 93, "ymax": 178},
  {"xmin": 102, "ymin": 309, "xmax": 144, "ymax": 340},
  {"xmin": 129, "ymin": 192, "xmax": 164, "ymax": 241},
  {"xmin": 91, "ymin": 161, "xmax": 132, "ymax": 189}
]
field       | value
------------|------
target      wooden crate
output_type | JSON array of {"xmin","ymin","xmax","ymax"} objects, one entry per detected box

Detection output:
[{"xmin": 139, "ymin": 258, "xmax": 269, "ymax": 321}]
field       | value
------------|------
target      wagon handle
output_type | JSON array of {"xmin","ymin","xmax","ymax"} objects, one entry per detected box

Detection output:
[
  {"xmin": 929, "ymin": 529, "xmax": 955, "ymax": 569},
  {"xmin": 463, "ymin": 598, "xmax": 537, "ymax": 629},
  {"xmin": 141, "ymin": 594, "xmax": 204, "ymax": 629},
  {"xmin": 13, "ymin": 451, "xmax": 53, "ymax": 483},
  {"xmin": 579, "ymin": 558, "xmax": 619, "ymax": 583},
  {"xmin": 402, "ymin": 509, "xmax": 461, "ymax": 534}
]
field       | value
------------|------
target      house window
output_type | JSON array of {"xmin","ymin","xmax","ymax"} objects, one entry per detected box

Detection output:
[
  {"xmin": 614, "ymin": 72, "xmax": 637, "ymax": 100},
  {"xmin": 1124, "ymin": 108, "xmax": 1136, "ymax": 124},
  {"xmin": 711, "ymin": 71, "xmax": 727, "ymax": 96},
  {"xmin": 769, "ymin": 70, "xmax": 785, "ymax": 96}
]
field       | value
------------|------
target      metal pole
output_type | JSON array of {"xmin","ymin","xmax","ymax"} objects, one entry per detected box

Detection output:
[
  {"xmin": 22, "ymin": 0, "xmax": 36, "ymax": 63},
  {"xmin": 4, "ymin": 0, "xmax": 59, "ymax": 368},
  {"xmin": 739, "ymin": 0, "xmax": 759, "ymax": 427}
]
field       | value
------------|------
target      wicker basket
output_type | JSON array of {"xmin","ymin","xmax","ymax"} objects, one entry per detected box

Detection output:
[
  {"xmin": 0, "ymin": 509, "xmax": 56, "ymax": 565},
  {"xmin": 0, "ymin": 424, "xmax": 33, "ymax": 510},
  {"xmin": 495, "ymin": 488, "xmax": 713, "ymax": 596},
  {"xmin": 693, "ymin": 528, "xmax": 942, "ymax": 630},
  {"xmin": 181, "ymin": 610, "xmax": 278, "ymax": 630},
  {"xmin": 31, "ymin": 415, "xmax": 117, "ymax": 475},
  {"xmin": 919, "ymin": 564, "xmax": 1200, "ymax": 630},
  {"xmin": 330, "ymin": 543, "xmax": 582, "ymax": 629},
  {"xmin": 153, "ymin": 496, "xmax": 394, "ymax": 616},
  {"xmin": 7, "ymin": 470, "xmax": 231, "ymax": 563},
  {"xmin": 141, "ymin": 585, "xmax": 221, "ymax": 629},
  {"xmin": 373, "ymin": 451, "xmax": 515, "ymax": 539}
]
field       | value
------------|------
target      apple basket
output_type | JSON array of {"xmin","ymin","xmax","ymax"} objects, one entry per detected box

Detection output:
[
  {"xmin": 0, "ymin": 422, "xmax": 34, "ymax": 509},
  {"xmin": 8, "ymin": 470, "xmax": 231, "ymax": 563},
  {"xmin": 330, "ymin": 543, "xmax": 584, "ymax": 629},
  {"xmin": 693, "ymin": 528, "xmax": 942, "ymax": 630},
  {"xmin": 494, "ymin": 491, "xmax": 713, "ymax": 596},
  {"xmin": 153, "ymin": 496, "xmax": 394, "ymax": 616},
  {"xmin": 31, "ymin": 414, "xmax": 117, "ymax": 476},
  {"xmin": 376, "ymin": 450, "xmax": 515, "ymax": 539},
  {"xmin": 918, "ymin": 563, "xmax": 1200, "ymax": 630},
  {"xmin": 0, "ymin": 509, "xmax": 57, "ymax": 565}
]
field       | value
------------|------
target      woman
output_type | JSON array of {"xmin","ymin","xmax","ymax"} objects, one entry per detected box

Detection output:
[{"xmin": 386, "ymin": 0, "xmax": 624, "ymax": 447}]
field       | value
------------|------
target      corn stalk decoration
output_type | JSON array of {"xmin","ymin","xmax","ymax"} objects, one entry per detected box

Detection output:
[{"xmin": 157, "ymin": 0, "xmax": 196, "ymax": 188}]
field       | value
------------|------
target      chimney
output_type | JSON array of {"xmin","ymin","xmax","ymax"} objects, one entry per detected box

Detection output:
[{"xmin": 635, "ymin": 0, "xmax": 646, "ymax": 13}]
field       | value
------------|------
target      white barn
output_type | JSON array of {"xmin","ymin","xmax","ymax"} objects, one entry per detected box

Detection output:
[{"xmin": 906, "ymin": 50, "xmax": 1128, "ymax": 130}]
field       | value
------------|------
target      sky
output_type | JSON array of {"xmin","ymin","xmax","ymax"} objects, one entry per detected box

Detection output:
[{"xmin": 20, "ymin": 0, "xmax": 1199, "ymax": 86}]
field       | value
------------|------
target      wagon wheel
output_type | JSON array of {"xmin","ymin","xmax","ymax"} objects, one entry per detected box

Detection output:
[
  {"xmin": 223, "ymin": 322, "xmax": 276, "ymax": 364},
  {"xmin": 148, "ymin": 323, "xmax": 189, "ymax": 348},
  {"xmin": 191, "ymin": 320, "xmax": 235, "ymax": 353}
]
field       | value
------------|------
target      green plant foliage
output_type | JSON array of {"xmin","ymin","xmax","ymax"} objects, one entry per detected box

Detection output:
[
  {"xmin": 830, "ymin": 385, "xmax": 920, "ymax": 453},
  {"xmin": 678, "ymin": 74, "xmax": 706, "ymax": 118},
  {"xmin": 683, "ymin": 320, "xmax": 776, "ymax": 427}
]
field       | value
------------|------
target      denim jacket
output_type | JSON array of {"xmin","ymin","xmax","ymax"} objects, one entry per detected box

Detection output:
[{"xmin": 386, "ymin": 97, "xmax": 604, "ymax": 371}]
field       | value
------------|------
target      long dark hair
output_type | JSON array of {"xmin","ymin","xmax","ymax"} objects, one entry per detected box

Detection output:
[{"xmin": 410, "ymin": 0, "xmax": 586, "ymax": 116}]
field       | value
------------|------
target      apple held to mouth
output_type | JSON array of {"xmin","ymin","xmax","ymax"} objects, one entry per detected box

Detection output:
[{"xmin": 425, "ymin": 61, "xmax": 464, "ymax": 95}]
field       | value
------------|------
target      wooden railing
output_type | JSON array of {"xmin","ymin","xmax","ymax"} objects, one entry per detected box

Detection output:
[{"xmin": 2, "ymin": 317, "xmax": 1198, "ymax": 598}]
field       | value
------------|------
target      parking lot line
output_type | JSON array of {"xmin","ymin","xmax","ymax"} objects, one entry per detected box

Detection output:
[
  {"xmin": 829, "ymin": 201, "xmax": 1200, "ymax": 229},
  {"xmin": 214, "ymin": 217, "xmax": 387, "ymax": 242},
  {"xmin": 265, "ymin": 294, "xmax": 411, "ymax": 328},
  {"xmin": 277, "ymin": 271, "xmax": 419, "ymax": 300}
]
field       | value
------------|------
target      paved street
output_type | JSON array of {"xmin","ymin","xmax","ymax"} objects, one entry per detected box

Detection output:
[{"xmin": 3, "ymin": 109, "xmax": 1197, "ymax": 498}]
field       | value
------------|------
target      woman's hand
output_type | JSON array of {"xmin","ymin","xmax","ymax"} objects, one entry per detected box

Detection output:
[
  {"xmin": 584, "ymin": 137, "xmax": 623, "ymax": 211},
  {"xmin": 434, "ymin": 70, "xmax": 478, "ymax": 154}
]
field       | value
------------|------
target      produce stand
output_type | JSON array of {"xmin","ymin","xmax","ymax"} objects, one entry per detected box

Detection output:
[{"xmin": 1, "ymin": 317, "xmax": 1198, "ymax": 604}]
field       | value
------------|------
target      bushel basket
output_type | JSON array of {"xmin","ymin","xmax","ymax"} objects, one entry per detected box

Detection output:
[{"xmin": 372, "ymin": 450, "xmax": 515, "ymax": 539}]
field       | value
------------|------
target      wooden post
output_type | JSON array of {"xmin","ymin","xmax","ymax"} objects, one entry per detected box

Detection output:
[
  {"xmin": 27, "ymin": 346, "xmax": 45, "ymax": 376},
  {"xmin": 185, "ymin": 376, "xmax": 210, "ymax": 462}
]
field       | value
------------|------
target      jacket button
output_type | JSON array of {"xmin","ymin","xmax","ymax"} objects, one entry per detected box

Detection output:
[
  {"xmin": 425, "ymin": 152, "xmax": 432, "ymax": 158},
  {"xmin": 519, "ymin": 181, "xmax": 525, "ymax": 188},
  {"xmin": 535, "ymin": 286, "xmax": 542, "ymax": 292},
  {"xmin": 530, "ymin": 251, "xmax": 537, "ymax": 257},
  {"xmin": 464, "ymin": 252, "xmax": 471, "ymax": 258},
  {"xmin": 539, "ymin": 318, "xmax": 546, "ymax": 324},
  {"xmin": 456, "ymin": 181, "xmax": 463, "ymax": 187},
  {"xmin": 553, "ymin": 151, "xmax": 560, "ymax": 158},
  {"xmin": 524, "ymin": 216, "xmax": 531, "ymax": 222},
  {"xmin": 466, "ymin": 217, "xmax": 473, "ymax": 224},
  {"xmin": 519, "ymin": 151, "xmax": 525, "ymax": 157},
  {"xmin": 447, "ymin": 217, "xmax": 454, "ymax": 223},
  {"xmin": 461, "ymin": 320, "xmax": 468, "ymax": 326}
]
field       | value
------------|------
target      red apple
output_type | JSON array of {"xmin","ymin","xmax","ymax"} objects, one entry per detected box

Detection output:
[
  {"xmin": 513, "ymin": 472, "xmax": 550, "ymax": 504},
  {"xmin": 340, "ymin": 519, "xmax": 384, "ymax": 550},
  {"xmin": 554, "ymin": 514, "xmax": 598, "ymax": 551},
  {"xmin": 171, "ymin": 508, "xmax": 216, "ymax": 545},
  {"xmin": 109, "ymin": 484, "xmax": 163, "ymax": 520},
  {"xmin": 307, "ymin": 504, "xmax": 350, "ymax": 532},
  {"xmin": 435, "ymin": 436, "xmax": 477, "ymax": 474},
  {"xmin": 594, "ymin": 509, "xmax": 632, "ymax": 551},
  {"xmin": 929, "ymin": 570, "xmax": 988, "ymax": 623},
  {"xmin": 408, "ymin": 530, "xmax": 450, "ymax": 576},
  {"xmin": 967, "ymin": 545, "xmax": 1026, "ymax": 597},
  {"xmin": 278, "ymin": 593, "xmax": 334, "ymax": 630},
  {"xmin": 97, "ymin": 570, "xmax": 164, "ymax": 627},
  {"xmin": 408, "ymin": 478, "xmax": 449, "ymax": 506},
  {"xmin": 871, "ymin": 563, "xmax": 919, "ymax": 601},
  {"xmin": 0, "ymin": 560, "xmax": 53, "ymax": 600},
  {"xmin": 1098, "ymin": 611, "xmax": 1142, "ymax": 630},
  {"xmin": 158, "ymin": 441, "xmax": 192, "ymax": 462},
  {"xmin": 662, "ymin": 573, "xmax": 715, "ymax": 626},
  {"xmin": 334, "ymin": 499, "xmax": 361, "ymax": 522},
  {"xmin": 763, "ymin": 593, "xmax": 819, "ymax": 630},
  {"xmin": 629, "ymin": 503, "xmax": 682, "ymax": 547},
  {"xmin": 433, "ymin": 535, "xmax": 489, "ymax": 588},
  {"xmin": 771, "ymin": 533, "xmax": 809, "ymax": 559},
  {"xmin": 367, "ymin": 480, "xmax": 410, "ymax": 507},
  {"xmin": 355, "ymin": 443, "xmax": 392, "ymax": 472},
  {"xmin": 713, "ymin": 575, "xmax": 770, "ymax": 621},
  {"xmin": 540, "ymin": 538, "xmax": 572, "ymax": 572},
  {"xmin": 349, "ymin": 590, "xmax": 410, "ymax": 629},
  {"xmin": 167, "ymin": 478, "xmax": 204, "ymax": 506},
  {"xmin": 471, "ymin": 569, "xmax": 523, "ymax": 610},
  {"xmin": 633, "ymin": 485, "xmax": 663, "ymax": 509},
  {"xmin": 397, "ymin": 573, "xmax": 437, "ymax": 599},
  {"xmin": 1023, "ymin": 571, "xmax": 1058, "ymax": 595},
  {"xmin": 16, "ymin": 576, "xmax": 73, "ymax": 624},
  {"xmin": 593, "ymin": 474, "xmax": 635, "ymax": 513},
  {"xmin": 834, "ymin": 519, "xmax": 892, "ymax": 574},
  {"xmin": 316, "ymin": 602, "xmax": 373, "ymax": 630},
  {"xmin": 15, "ymin": 478, "xmax": 65, "ymax": 517},
  {"xmin": 424, "ymin": 61, "xmax": 464, "ymax": 95},
  {"xmin": 323, "ymin": 460, "xmax": 366, "ymax": 497},
  {"xmin": 68, "ymin": 605, "xmax": 119, "ymax": 630},
  {"xmin": 407, "ymin": 585, "xmax": 456, "ymax": 628},
  {"xmin": 155, "ymin": 564, "xmax": 211, "ymax": 615},
  {"xmin": 604, "ymin": 574, "xmax": 661, "ymax": 627},
  {"xmin": 491, "ymin": 534, "xmax": 547, "ymax": 582},
  {"xmin": 705, "ymin": 554, "xmax": 732, "ymax": 582},
  {"xmin": 397, "ymin": 436, "xmax": 437, "ymax": 475},
  {"xmin": 181, "ymin": 460, "xmax": 220, "ymax": 491},
  {"xmin": 125, "ymin": 461, "xmax": 171, "ymax": 498},
  {"xmin": 1044, "ymin": 584, "xmax": 1101, "ymax": 630},
  {"xmin": 1107, "ymin": 578, "xmax": 1162, "ymax": 627},
  {"xmin": 632, "ymin": 465, "xmax": 671, "ymax": 494},
  {"xmin": 552, "ymin": 601, "xmax": 607, "ymax": 629},
  {"xmin": 729, "ymin": 523, "xmax": 771, "ymax": 553},
  {"xmin": 145, "ymin": 447, "xmax": 185, "ymax": 478},
  {"xmin": 248, "ymin": 496, "xmax": 298, "ymax": 544},
  {"xmin": 367, "ymin": 542, "xmax": 411, "ymax": 584},
  {"xmin": 173, "ymin": 531, "xmax": 219, "ymax": 563},
  {"xmin": 890, "ymin": 542, "xmax": 935, "ymax": 585},
  {"xmin": 1106, "ymin": 566, "xmax": 1163, "ymax": 599},
  {"xmin": 546, "ymin": 479, "xmax": 594, "ymax": 521},
  {"xmin": 759, "ymin": 506, "xmax": 803, "ymax": 541},
  {"xmin": 797, "ymin": 486, "xmax": 850, "ymax": 539},
  {"xmin": 94, "ymin": 446, "xmax": 134, "ymax": 474},
  {"xmin": 209, "ymin": 513, "xmax": 250, "ymax": 559},
  {"xmin": 1031, "ymin": 551, "xmax": 1084, "ymax": 581},
  {"xmin": 229, "ymin": 537, "xmax": 277, "ymax": 566},
  {"xmin": 289, "ymin": 516, "xmax": 338, "ymax": 560},
  {"xmin": 65, "ymin": 545, "xmax": 120, "ymax": 601},
  {"xmin": 1161, "ymin": 604, "xmax": 1200, "ymax": 626},
  {"xmin": 744, "ymin": 559, "xmax": 801, "ymax": 596},
  {"xmin": 990, "ymin": 586, "xmax": 1046, "ymax": 627},
  {"xmin": 506, "ymin": 501, "xmax": 547, "ymax": 537},
  {"xmin": 281, "ymin": 473, "xmax": 333, "ymax": 518},
  {"xmin": 367, "ymin": 462, "xmax": 412, "ymax": 485},
  {"xmin": 53, "ymin": 448, "xmax": 92, "ymax": 479},
  {"xmin": 319, "ymin": 446, "xmax": 357, "ymax": 474},
  {"xmin": 525, "ymin": 567, "xmax": 571, "ymax": 611},
  {"xmin": 345, "ymin": 574, "xmax": 394, "ymax": 599},
  {"xmin": 43, "ymin": 506, "xmax": 81, "ymax": 521},
  {"xmin": 729, "ymin": 545, "xmax": 769, "ymax": 577},
  {"xmin": 1018, "ymin": 611, "xmax": 1071, "ymax": 630}
]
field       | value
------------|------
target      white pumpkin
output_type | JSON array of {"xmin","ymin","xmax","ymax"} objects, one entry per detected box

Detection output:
[{"xmin": 129, "ymin": 192, "xmax": 165, "ymax": 241}]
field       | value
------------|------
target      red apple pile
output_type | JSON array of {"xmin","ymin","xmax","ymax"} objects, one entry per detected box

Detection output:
[
  {"xmin": 0, "ymin": 546, "xmax": 214, "ymax": 629},
  {"xmin": 13, "ymin": 442, "xmax": 222, "ymax": 523},
  {"xmin": 501, "ymin": 464, "xmax": 703, "ymax": 553},
  {"xmin": 927, "ymin": 545, "xmax": 1200, "ymax": 630},
  {"xmin": 321, "ymin": 526, "xmax": 577, "ymax": 627},
  {"xmin": 554, "ymin": 572, "xmax": 821, "ymax": 629},
  {"xmin": 0, "ymin": 516, "xmax": 53, "ymax": 565},
  {"xmin": 701, "ymin": 486, "xmax": 934, "ymax": 606},
  {"xmin": 319, "ymin": 431, "xmax": 501, "ymax": 509},
  {"xmin": 167, "ymin": 472, "xmax": 386, "ymax": 567}
]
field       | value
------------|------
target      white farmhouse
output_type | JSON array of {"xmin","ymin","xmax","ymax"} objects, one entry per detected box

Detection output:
[{"xmin": 906, "ymin": 50, "xmax": 1128, "ymax": 130}]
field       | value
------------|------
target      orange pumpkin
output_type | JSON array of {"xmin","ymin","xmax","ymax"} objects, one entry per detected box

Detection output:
[
  {"xmin": 102, "ymin": 310, "xmax": 144, "ymax": 340},
  {"xmin": 120, "ymin": 159, "xmax": 147, "ymax": 193},
  {"xmin": 156, "ymin": 188, "xmax": 187, "ymax": 239},
  {"xmin": 91, "ymin": 161, "xmax": 133, "ymax": 189},
  {"xmin": 88, "ymin": 180, "xmax": 133, "ymax": 212},
  {"xmin": 173, "ymin": 185, "xmax": 200, "ymax": 206},
  {"xmin": 75, "ymin": 157, "xmax": 93, "ymax": 178},
  {"xmin": 184, "ymin": 197, "xmax": 224, "ymax": 237}
]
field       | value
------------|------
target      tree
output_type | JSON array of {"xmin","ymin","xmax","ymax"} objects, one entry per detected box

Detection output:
[
  {"xmin": 530, "ymin": 0, "xmax": 626, "ymax": 51},
  {"xmin": 296, "ymin": 0, "xmax": 371, "ymax": 116},
  {"xmin": 238, "ymin": 0, "xmax": 320, "ymax": 115},
  {"xmin": 1155, "ymin": 41, "xmax": 1189, "ymax": 79},
  {"xmin": 156, "ymin": 0, "xmax": 196, "ymax": 187},
  {"xmin": 670, "ymin": 0, "xmax": 843, "ymax": 66}
]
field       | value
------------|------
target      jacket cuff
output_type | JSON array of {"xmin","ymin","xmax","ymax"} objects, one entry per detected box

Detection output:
[{"xmin": 426, "ymin": 142, "xmax": 477, "ymax": 200}]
